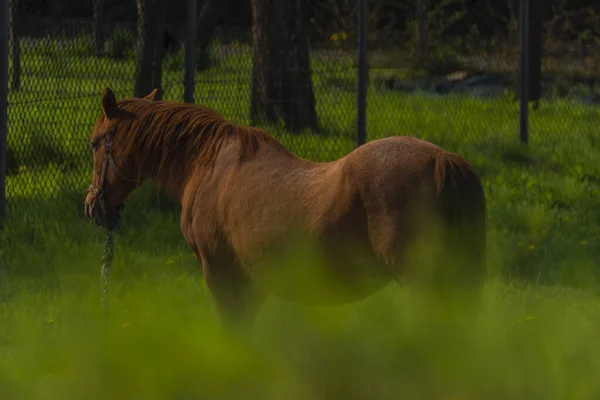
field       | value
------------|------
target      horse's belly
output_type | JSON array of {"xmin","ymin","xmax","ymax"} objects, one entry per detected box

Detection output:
[{"xmin": 249, "ymin": 240, "xmax": 393, "ymax": 306}]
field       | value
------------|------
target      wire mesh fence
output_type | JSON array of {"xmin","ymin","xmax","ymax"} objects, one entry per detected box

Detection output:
[{"xmin": 3, "ymin": 0, "xmax": 600, "ymax": 215}]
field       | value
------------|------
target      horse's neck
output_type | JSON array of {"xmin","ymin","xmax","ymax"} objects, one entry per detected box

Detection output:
[
  {"xmin": 147, "ymin": 133, "xmax": 315, "ymax": 206},
  {"xmin": 144, "ymin": 132, "xmax": 239, "ymax": 205},
  {"xmin": 142, "ymin": 148, "xmax": 190, "ymax": 206},
  {"xmin": 149, "ymin": 171, "xmax": 187, "ymax": 205}
]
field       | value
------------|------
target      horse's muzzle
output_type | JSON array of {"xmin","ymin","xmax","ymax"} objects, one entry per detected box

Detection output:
[
  {"xmin": 85, "ymin": 199, "xmax": 123, "ymax": 230},
  {"xmin": 84, "ymin": 201, "xmax": 95, "ymax": 222}
]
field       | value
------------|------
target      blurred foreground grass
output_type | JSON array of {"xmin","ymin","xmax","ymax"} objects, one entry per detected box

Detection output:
[
  {"xmin": 1, "ymin": 186, "xmax": 600, "ymax": 399},
  {"xmin": 1, "ymin": 260, "xmax": 600, "ymax": 399}
]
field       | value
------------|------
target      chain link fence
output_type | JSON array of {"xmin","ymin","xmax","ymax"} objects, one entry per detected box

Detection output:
[{"xmin": 2, "ymin": 0, "xmax": 599, "ymax": 215}]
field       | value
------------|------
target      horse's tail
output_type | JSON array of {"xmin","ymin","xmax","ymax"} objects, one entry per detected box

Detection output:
[{"xmin": 432, "ymin": 151, "xmax": 487, "ymax": 290}]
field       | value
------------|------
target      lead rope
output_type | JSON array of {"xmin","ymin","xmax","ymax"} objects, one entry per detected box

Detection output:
[{"xmin": 101, "ymin": 229, "xmax": 114, "ymax": 314}]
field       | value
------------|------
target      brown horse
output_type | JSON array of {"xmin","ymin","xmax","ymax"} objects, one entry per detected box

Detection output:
[{"xmin": 85, "ymin": 88, "xmax": 487, "ymax": 327}]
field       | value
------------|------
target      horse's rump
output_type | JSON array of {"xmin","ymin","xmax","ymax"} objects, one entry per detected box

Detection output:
[{"xmin": 353, "ymin": 139, "xmax": 488, "ymax": 295}]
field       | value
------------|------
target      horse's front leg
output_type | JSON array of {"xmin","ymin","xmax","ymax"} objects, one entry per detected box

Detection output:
[{"xmin": 199, "ymin": 248, "xmax": 267, "ymax": 331}]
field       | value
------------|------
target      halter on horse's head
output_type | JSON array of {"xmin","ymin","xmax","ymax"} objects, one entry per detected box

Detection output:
[{"xmin": 84, "ymin": 88, "xmax": 158, "ymax": 229}]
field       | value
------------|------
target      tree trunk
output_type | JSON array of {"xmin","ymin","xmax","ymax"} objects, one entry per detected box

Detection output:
[
  {"xmin": 195, "ymin": 0, "xmax": 223, "ymax": 69},
  {"xmin": 134, "ymin": 0, "xmax": 166, "ymax": 99},
  {"xmin": 9, "ymin": 0, "xmax": 20, "ymax": 92},
  {"xmin": 250, "ymin": 0, "xmax": 319, "ymax": 134},
  {"xmin": 414, "ymin": 0, "xmax": 430, "ymax": 63},
  {"xmin": 92, "ymin": 0, "xmax": 104, "ymax": 56},
  {"xmin": 151, "ymin": 6, "xmax": 166, "ymax": 96}
]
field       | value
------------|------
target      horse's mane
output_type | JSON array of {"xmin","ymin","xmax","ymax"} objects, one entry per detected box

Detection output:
[{"xmin": 110, "ymin": 98, "xmax": 284, "ymax": 179}]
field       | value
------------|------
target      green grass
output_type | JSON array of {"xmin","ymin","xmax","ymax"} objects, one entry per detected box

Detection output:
[
  {"xmin": 2, "ymin": 38, "xmax": 600, "ymax": 398},
  {"xmin": 2, "ymin": 208, "xmax": 600, "ymax": 399}
]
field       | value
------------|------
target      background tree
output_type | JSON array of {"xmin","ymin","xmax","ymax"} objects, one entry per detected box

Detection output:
[
  {"xmin": 250, "ymin": 0, "xmax": 319, "ymax": 134},
  {"xmin": 134, "ymin": 0, "xmax": 166, "ymax": 99},
  {"xmin": 414, "ymin": 0, "xmax": 430, "ymax": 63},
  {"xmin": 195, "ymin": 0, "xmax": 230, "ymax": 69}
]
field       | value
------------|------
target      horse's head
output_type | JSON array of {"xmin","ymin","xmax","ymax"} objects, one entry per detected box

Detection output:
[{"xmin": 84, "ymin": 87, "xmax": 157, "ymax": 229}]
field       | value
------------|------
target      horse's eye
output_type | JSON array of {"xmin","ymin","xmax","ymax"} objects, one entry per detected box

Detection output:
[{"xmin": 90, "ymin": 141, "xmax": 98, "ymax": 150}]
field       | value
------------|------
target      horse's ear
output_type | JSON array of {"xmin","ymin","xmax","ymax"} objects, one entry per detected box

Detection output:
[
  {"xmin": 143, "ymin": 88, "xmax": 159, "ymax": 101},
  {"xmin": 102, "ymin": 88, "xmax": 118, "ymax": 119}
]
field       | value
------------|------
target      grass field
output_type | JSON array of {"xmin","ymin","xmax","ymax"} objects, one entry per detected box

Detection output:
[{"xmin": 2, "ymin": 39, "xmax": 600, "ymax": 399}]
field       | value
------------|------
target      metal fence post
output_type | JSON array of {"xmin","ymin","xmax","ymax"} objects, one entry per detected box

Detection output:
[
  {"xmin": 356, "ymin": 0, "xmax": 367, "ymax": 147},
  {"xmin": 0, "ymin": 0, "xmax": 8, "ymax": 221},
  {"xmin": 519, "ymin": 0, "xmax": 530, "ymax": 145},
  {"xmin": 184, "ymin": 0, "xmax": 197, "ymax": 103}
]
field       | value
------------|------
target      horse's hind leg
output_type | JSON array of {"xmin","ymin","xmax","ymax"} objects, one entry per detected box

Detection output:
[
  {"xmin": 200, "ymin": 251, "xmax": 267, "ymax": 330},
  {"xmin": 367, "ymin": 213, "xmax": 427, "ymax": 291},
  {"xmin": 366, "ymin": 213, "xmax": 407, "ymax": 278}
]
